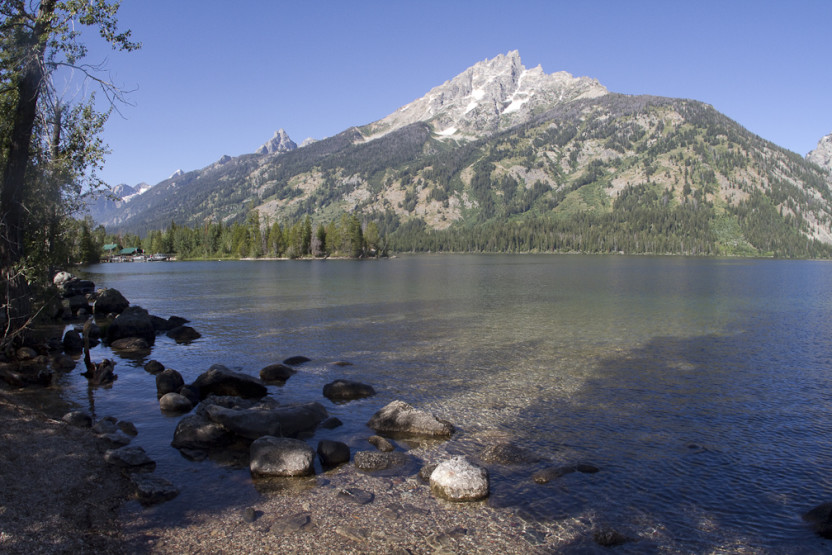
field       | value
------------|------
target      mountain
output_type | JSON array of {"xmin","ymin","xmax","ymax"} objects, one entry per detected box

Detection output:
[
  {"xmin": 365, "ymin": 50, "xmax": 606, "ymax": 141},
  {"xmin": 100, "ymin": 52, "xmax": 832, "ymax": 257},
  {"xmin": 256, "ymin": 129, "xmax": 297, "ymax": 155},
  {"xmin": 807, "ymin": 132, "xmax": 832, "ymax": 174},
  {"xmin": 86, "ymin": 182, "xmax": 151, "ymax": 226}
]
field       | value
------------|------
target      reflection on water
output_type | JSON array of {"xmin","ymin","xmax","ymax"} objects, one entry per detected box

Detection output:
[{"xmin": 56, "ymin": 255, "xmax": 832, "ymax": 550}]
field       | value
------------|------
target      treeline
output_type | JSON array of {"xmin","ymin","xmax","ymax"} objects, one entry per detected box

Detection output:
[{"xmin": 110, "ymin": 212, "xmax": 384, "ymax": 260}]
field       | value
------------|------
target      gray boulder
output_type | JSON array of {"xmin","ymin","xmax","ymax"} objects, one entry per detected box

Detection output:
[
  {"xmin": 93, "ymin": 288, "xmax": 129, "ymax": 315},
  {"xmin": 171, "ymin": 413, "xmax": 232, "ymax": 450},
  {"xmin": 159, "ymin": 392, "xmax": 193, "ymax": 413},
  {"xmin": 366, "ymin": 400, "xmax": 454, "ymax": 438},
  {"xmin": 191, "ymin": 364, "xmax": 267, "ymax": 399},
  {"xmin": 322, "ymin": 379, "xmax": 376, "ymax": 401},
  {"xmin": 107, "ymin": 306, "xmax": 155, "ymax": 343},
  {"xmin": 156, "ymin": 368, "xmax": 185, "ymax": 398},
  {"xmin": 203, "ymin": 401, "xmax": 328, "ymax": 440},
  {"xmin": 62, "ymin": 410, "xmax": 91, "ymax": 428},
  {"xmin": 429, "ymin": 457, "xmax": 489, "ymax": 502},
  {"xmin": 250, "ymin": 436, "xmax": 315, "ymax": 477}
]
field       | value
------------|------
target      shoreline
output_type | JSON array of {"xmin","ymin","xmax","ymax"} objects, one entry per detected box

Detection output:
[{"xmin": 0, "ymin": 383, "xmax": 583, "ymax": 554}]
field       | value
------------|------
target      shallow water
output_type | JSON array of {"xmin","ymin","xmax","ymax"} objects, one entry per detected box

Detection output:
[{"xmin": 57, "ymin": 255, "xmax": 832, "ymax": 550}]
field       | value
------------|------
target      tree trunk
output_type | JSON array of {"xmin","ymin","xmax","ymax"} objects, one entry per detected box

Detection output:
[{"xmin": 0, "ymin": 0, "xmax": 57, "ymax": 342}]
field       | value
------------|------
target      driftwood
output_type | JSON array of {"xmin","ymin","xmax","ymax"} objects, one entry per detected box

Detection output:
[{"xmin": 81, "ymin": 318, "xmax": 116, "ymax": 385}]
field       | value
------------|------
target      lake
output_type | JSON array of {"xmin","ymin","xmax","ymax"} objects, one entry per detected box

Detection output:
[{"xmin": 64, "ymin": 255, "xmax": 832, "ymax": 551}]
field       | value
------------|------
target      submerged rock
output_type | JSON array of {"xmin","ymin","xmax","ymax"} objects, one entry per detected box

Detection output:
[
  {"xmin": 323, "ymin": 379, "xmax": 376, "ymax": 401},
  {"xmin": 250, "ymin": 436, "xmax": 315, "ymax": 477},
  {"xmin": 804, "ymin": 502, "xmax": 832, "ymax": 539},
  {"xmin": 283, "ymin": 356, "xmax": 311, "ymax": 366},
  {"xmin": 429, "ymin": 457, "xmax": 489, "ymax": 502},
  {"xmin": 260, "ymin": 363, "xmax": 296, "ymax": 383},
  {"xmin": 479, "ymin": 442, "xmax": 540, "ymax": 465},
  {"xmin": 166, "ymin": 325, "xmax": 201, "ymax": 343},
  {"xmin": 353, "ymin": 450, "xmax": 408, "ymax": 472},
  {"xmin": 171, "ymin": 413, "xmax": 232, "ymax": 450},
  {"xmin": 131, "ymin": 474, "xmax": 179, "ymax": 505},
  {"xmin": 366, "ymin": 400, "xmax": 454, "ymax": 438}
]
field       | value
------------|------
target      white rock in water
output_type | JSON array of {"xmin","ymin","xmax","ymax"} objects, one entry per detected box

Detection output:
[{"xmin": 429, "ymin": 456, "xmax": 489, "ymax": 502}]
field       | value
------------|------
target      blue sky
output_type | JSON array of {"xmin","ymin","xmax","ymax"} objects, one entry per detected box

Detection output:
[{"xmin": 81, "ymin": 0, "xmax": 831, "ymax": 187}]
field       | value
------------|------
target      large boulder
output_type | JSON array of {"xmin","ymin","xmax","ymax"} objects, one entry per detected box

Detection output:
[
  {"xmin": 804, "ymin": 502, "xmax": 832, "ymax": 539},
  {"xmin": 159, "ymin": 392, "xmax": 193, "ymax": 413},
  {"xmin": 203, "ymin": 401, "xmax": 328, "ymax": 440},
  {"xmin": 107, "ymin": 306, "xmax": 155, "ymax": 343},
  {"xmin": 366, "ymin": 400, "xmax": 454, "ymax": 438},
  {"xmin": 322, "ymin": 379, "xmax": 376, "ymax": 401},
  {"xmin": 62, "ymin": 329, "xmax": 84, "ymax": 353},
  {"xmin": 429, "ymin": 457, "xmax": 489, "ymax": 502},
  {"xmin": 191, "ymin": 364, "xmax": 267, "ymax": 400},
  {"xmin": 62, "ymin": 278, "xmax": 95, "ymax": 297},
  {"xmin": 93, "ymin": 288, "xmax": 129, "ymax": 315},
  {"xmin": 250, "ymin": 436, "xmax": 315, "ymax": 477}
]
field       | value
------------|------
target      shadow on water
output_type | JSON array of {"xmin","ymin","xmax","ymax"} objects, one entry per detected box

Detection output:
[{"xmin": 477, "ymin": 325, "xmax": 832, "ymax": 552}]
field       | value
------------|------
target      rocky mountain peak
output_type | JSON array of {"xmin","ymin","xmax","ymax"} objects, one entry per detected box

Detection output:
[
  {"xmin": 366, "ymin": 50, "xmax": 607, "ymax": 140},
  {"xmin": 807, "ymin": 132, "xmax": 832, "ymax": 174},
  {"xmin": 256, "ymin": 128, "xmax": 298, "ymax": 155}
]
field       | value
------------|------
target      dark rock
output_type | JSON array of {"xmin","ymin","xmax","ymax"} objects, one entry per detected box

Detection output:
[
  {"xmin": 204, "ymin": 401, "xmax": 328, "ymax": 440},
  {"xmin": 107, "ymin": 306, "xmax": 155, "ymax": 343},
  {"xmin": 118, "ymin": 421, "xmax": 138, "ymax": 436},
  {"xmin": 156, "ymin": 368, "xmax": 185, "ymax": 398},
  {"xmin": 62, "ymin": 410, "xmax": 92, "ymax": 428},
  {"xmin": 330, "ymin": 360, "xmax": 353, "ymax": 366},
  {"xmin": 171, "ymin": 413, "xmax": 232, "ymax": 450},
  {"xmin": 260, "ymin": 363, "xmax": 296, "ymax": 383},
  {"xmin": 63, "ymin": 329, "xmax": 84, "ymax": 353},
  {"xmin": 250, "ymin": 436, "xmax": 315, "ymax": 477},
  {"xmin": 16, "ymin": 347, "xmax": 37, "ymax": 360},
  {"xmin": 97, "ymin": 430, "xmax": 132, "ymax": 446},
  {"xmin": 593, "ymin": 528, "xmax": 634, "ymax": 547},
  {"xmin": 131, "ymin": 474, "xmax": 179, "ymax": 505},
  {"xmin": 479, "ymin": 442, "xmax": 540, "ymax": 465},
  {"xmin": 150, "ymin": 315, "xmax": 171, "ymax": 332},
  {"xmin": 104, "ymin": 446, "xmax": 156, "ymax": 472},
  {"xmin": 167, "ymin": 315, "xmax": 189, "ymax": 328},
  {"xmin": 419, "ymin": 463, "xmax": 438, "ymax": 483},
  {"xmin": 320, "ymin": 416, "xmax": 343, "ymax": 429},
  {"xmin": 110, "ymin": 337, "xmax": 151, "ymax": 356},
  {"xmin": 368, "ymin": 435, "xmax": 395, "ymax": 452},
  {"xmin": 144, "ymin": 359, "xmax": 165, "ymax": 374},
  {"xmin": 317, "ymin": 440, "xmax": 350, "ymax": 467},
  {"xmin": 50, "ymin": 354, "xmax": 76, "ymax": 371},
  {"xmin": 166, "ymin": 325, "xmax": 201, "ymax": 343},
  {"xmin": 93, "ymin": 288, "xmax": 129, "ymax": 315},
  {"xmin": 353, "ymin": 450, "xmax": 408, "ymax": 472},
  {"xmin": 323, "ymin": 379, "xmax": 376, "ymax": 401},
  {"xmin": 803, "ymin": 502, "xmax": 832, "ymax": 539},
  {"xmin": 93, "ymin": 418, "xmax": 118, "ymax": 435},
  {"xmin": 243, "ymin": 507, "xmax": 258, "ymax": 523},
  {"xmin": 63, "ymin": 278, "xmax": 95, "ymax": 297},
  {"xmin": 429, "ymin": 457, "xmax": 489, "ymax": 502},
  {"xmin": 68, "ymin": 295, "xmax": 90, "ymax": 316},
  {"xmin": 338, "ymin": 487, "xmax": 374, "ymax": 505},
  {"xmin": 192, "ymin": 364, "xmax": 267, "ymax": 399},
  {"xmin": 283, "ymin": 356, "xmax": 311, "ymax": 366},
  {"xmin": 179, "ymin": 384, "xmax": 201, "ymax": 405},
  {"xmin": 532, "ymin": 463, "xmax": 601, "ymax": 484},
  {"xmin": 367, "ymin": 400, "xmax": 454, "ymax": 438},
  {"xmin": 159, "ymin": 392, "xmax": 193, "ymax": 413}
]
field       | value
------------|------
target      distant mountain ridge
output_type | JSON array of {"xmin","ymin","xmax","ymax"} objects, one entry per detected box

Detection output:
[{"xmin": 90, "ymin": 52, "xmax": 832, "ymax": 257}]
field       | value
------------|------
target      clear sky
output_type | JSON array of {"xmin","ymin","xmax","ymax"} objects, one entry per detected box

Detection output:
[{"xmin": 78, "ymin": 0, "xmax": 831, "ymax": 188}]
